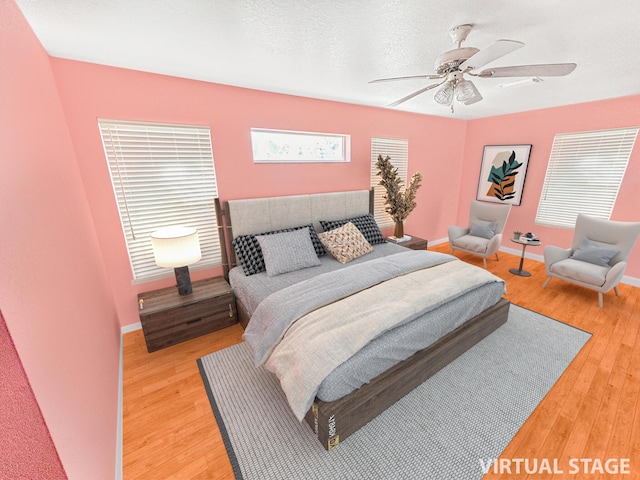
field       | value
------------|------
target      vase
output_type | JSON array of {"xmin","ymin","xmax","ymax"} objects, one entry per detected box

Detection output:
[{"xmin": 394, "ymin": 221, "xmax": 404, "ymax": 239}]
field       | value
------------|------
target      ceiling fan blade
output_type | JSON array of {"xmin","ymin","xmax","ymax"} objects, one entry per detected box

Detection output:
[
  {"xmin": 369, "ymin": 74, "xmax": 443, "ymax": 84},
  {"xmin": 460, "ymin": 40, "xmax": 524, "ymax": 71},
  {"xmin": 387, "ymin": 81, "xmax": 445, "ymax": 108},
  {"xmin": 475, "ymin": 63, "xmax": 577, "ymax": 78}
]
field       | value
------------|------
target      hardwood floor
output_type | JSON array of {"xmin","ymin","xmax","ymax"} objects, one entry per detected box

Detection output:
[{"xmin": 123, "ymin": 244, "xmax": 640, "ymax": 479}]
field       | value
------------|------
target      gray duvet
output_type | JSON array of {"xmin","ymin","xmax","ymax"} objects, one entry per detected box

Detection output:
[{"xmin": 231, "ymin": 244, "xmax": 506, "ymax": 418}]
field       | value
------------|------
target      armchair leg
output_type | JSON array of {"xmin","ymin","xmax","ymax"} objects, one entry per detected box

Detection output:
[
  {"xmin": 542, "ymin": 277, "xmax": 551, "ymax": 288},
  {"xmin": 495, "ymin": 253, "xmax": 499, "ymax": 261},
  {"xmin": 614, "ymin": 286, "xmax": 620, "ymax": 297},
  {"xmin": 483, "ymin": 258, "xmax": 487, "ymax": 269},
  {"xmin": 598, "ymin": 292, "xmax": 604, "ymax": 308}
]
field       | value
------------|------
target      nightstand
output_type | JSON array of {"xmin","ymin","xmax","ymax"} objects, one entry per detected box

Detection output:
[
  {"xmin": 138, "ymin": 277, "xmax": 237, "ymax": 352},
  {"xmin": 391, "ymin": 235, "xmax": 428, "ymax": 251}
]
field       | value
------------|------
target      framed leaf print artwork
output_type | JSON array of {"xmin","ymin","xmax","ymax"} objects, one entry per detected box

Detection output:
[{"xmin": 476, "ymin": 144, "xmax": 532, "ymax": 205}]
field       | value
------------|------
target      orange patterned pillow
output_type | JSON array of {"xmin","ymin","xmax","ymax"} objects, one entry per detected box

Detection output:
[{"xmin": 318, "ymin": 222, "xmax": 374, "ymax": 264}]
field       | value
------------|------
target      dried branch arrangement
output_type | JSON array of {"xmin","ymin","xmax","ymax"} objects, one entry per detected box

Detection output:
[{"xmin": 376, "ymin": 154, "xmax": 422, "ymax": 224}]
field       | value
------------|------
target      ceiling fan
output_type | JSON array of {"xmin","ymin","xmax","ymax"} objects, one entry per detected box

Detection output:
[{"xmin": 370, "ymin": 24, "xmax": 576, "ymax": 112}]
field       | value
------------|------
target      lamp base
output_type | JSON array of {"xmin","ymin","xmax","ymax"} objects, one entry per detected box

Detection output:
[{"xmin": 174, "ymin": 266, "xmax": 193, "ymax": 295}]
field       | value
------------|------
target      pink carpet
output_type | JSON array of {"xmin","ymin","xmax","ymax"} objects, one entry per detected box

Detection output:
[{"xmin": 0, "ymin": 310, "xmax": 67, "ymax": 479}]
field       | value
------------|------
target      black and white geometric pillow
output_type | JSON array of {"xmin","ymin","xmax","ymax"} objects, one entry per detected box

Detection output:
[
  {"xmin": 233, "ymin": 224, "xmax": 325, "ymax": 276},
  {"xmin": 320, "ymin": 214, "xmax": 386, "ymax": 245}
]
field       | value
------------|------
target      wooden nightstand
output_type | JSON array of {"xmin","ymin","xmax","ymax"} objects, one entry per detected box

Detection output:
[
  {"xmin": 138, "ymin": 277, "xmax": 237, "ymax": 352},
  {"xmin": 390, "ymin": 235, "xmax": 428, "ymax": 251}
]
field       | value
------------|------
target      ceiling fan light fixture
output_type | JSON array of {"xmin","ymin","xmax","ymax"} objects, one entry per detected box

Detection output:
[
  {"xmin": 434, "ymin": 82, "xmax": 454, "ymax": 106},
  {"xmin": 455, "ymin": 79, "xmax": 475, "ymax": 102}
]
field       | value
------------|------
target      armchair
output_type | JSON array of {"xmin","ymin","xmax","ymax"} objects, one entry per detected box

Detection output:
[
  {"xmin": 448, "ymin": 200, "xmax": 512, "ymax": 268},
  {"xmin": 542, "ymin": 214, "xmax": 640, "ymax": 308}
]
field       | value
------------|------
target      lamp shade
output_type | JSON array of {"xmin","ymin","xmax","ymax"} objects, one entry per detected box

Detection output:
[
  {"xmin": 455, "ymin": 79, "xmax": 475, "ymax": 102},
  {"xmin": 434, "ymin": 82, "xmax": 454, "ymax": 106},
  {"xmin": 151, "ymin": 226, "xmax": 202, "ymax": 268}
]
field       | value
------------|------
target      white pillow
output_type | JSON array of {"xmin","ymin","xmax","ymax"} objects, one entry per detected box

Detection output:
[{"xmin": 256, "ymin": 227, "xmax": 321, "ymax": 277}]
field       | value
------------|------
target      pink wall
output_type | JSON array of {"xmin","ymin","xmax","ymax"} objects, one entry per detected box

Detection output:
[
  {"xmin": 0, "ymin": 310, "xmax": 67, "ymax": 479},
  {"xmin": 460, "ymin": 96, "xmax": 640, "ymax": 279},
  {"xmin": 0, "ymin": 2, "xmax": 120, "ymax": 478},
  {"xmin": 49, "ymin": 58, "xmax": 468, "ymax": 327}
]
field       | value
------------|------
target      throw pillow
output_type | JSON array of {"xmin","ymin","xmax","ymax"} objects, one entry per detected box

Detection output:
[
  {"xmin": 256, "ymin": 228, "xmax": 321, "ymax": 277},
  {"xmin": 233, "ymin": 224, "xmax": 325, "ymax": 276},
  {"xmin": 469, "ymin": 220, "xmax": 497, "ymax": 240},
  {"xmin": 318, "ymin": 222, "xmax": 374, "ymax": 264},
  {"xmin": 319, "ymin": 214, "xmax": 385, "ymax": 245},
  {"xmin": 571, "ymin": 238, "xmax": 619, "ymax": 267}
]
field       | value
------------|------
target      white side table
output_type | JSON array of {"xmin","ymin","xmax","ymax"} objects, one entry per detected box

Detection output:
[{"xmin": 509, "ymin": 237, "xmax": 541, "ymax": 277}]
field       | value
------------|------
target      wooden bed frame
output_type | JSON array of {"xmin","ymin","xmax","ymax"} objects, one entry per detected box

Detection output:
[
  {"xmin": 304, "ymin": 297, "xmax": 509, "ymax": 449},
  {"xmin": 214, "ymin": 190, "xmax": 510, "ymax": 450}
]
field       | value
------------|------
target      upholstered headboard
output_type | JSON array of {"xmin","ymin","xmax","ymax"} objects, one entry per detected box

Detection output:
[{"xmin": 214, "ymin": 190, "xmax": 374, "ymax": 278}]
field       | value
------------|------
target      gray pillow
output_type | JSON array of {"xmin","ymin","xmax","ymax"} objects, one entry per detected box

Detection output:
[
  {"xmin": 256, "ymin": 227, "xmax": 321, "ymax": 277},
  {"xmin": 571, "ymin": 238, "xmax": 619, "ymax": 267},
  {"xmin": 469, "ymin": 220, "xmax": 497, "ymax": 240},
  {"xmin": 232, "ymin": 223, "xmax": 325, "ymax": 276}
]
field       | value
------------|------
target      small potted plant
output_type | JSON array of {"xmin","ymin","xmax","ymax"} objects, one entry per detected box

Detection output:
[{"xmin": 513, "ymin": 230, "xmax": 522, "ymax": 240}]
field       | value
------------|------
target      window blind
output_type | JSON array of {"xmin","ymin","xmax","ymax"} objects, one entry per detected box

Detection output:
[
  {"xmin": 535, "ymin": 127, "xmax": 638, "ymax": 229},
  {"xmin": 370, "ymin": 137, "xmax": 409, "ymax": 228},
  {"xmin": 99, "ymin": 119, "xmax": 221, "ymax": 282}
]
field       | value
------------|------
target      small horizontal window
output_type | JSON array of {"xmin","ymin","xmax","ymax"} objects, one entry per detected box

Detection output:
[{"xmin": 251, "ymin": 128, "xmax": 350, "ymax": 163}]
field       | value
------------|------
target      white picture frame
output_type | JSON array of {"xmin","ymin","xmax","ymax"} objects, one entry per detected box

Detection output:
[{"xmin": 476, "ymin": 144, "xmax": 532, "ymax": 206}]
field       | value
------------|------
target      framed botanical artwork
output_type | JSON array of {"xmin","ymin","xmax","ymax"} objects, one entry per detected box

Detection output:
[{"xmin": 476, "ymin": 144, "xmax": 532, "ymax": 205}]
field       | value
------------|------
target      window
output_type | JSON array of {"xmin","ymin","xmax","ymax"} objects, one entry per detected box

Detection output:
[
  {"xmin": 251, "ymin": 128, "xmax": 350, "ymax": 163},
  {"xmin": 535, "ymin": 127, "xmax": 638, "ymax": 228},
  {"xmin": 370, "ymin": 137, "xmax": 409, "ymax": 228},
  {"xmin": 99, "ymin": 119, "xmax": 221, "ymax": 282}
]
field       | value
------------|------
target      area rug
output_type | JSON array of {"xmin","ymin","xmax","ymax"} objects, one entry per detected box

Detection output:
[{"xmin": 198, "ymin": 305, "xmax": 591, "ymax": 480}]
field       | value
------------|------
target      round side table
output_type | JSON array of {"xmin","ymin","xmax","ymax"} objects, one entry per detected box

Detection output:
[{"xmin": 509, "ymin": 237, "xmax": 541, "ymax": 277}]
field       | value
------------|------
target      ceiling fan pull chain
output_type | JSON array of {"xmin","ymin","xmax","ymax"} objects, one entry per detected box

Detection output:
[{"xmin": 451, "ymin": 85, "xmax": 456, "ymax": 113}]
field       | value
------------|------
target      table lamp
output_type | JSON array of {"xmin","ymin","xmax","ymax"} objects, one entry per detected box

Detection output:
[{"xmin": 151, "ymin": 226, "xmax": 202, "ymax": 295}]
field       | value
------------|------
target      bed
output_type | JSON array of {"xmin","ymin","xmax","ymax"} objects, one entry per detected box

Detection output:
[{"xmin": 215, "ymin": 189, "xmax": 510, "ymax": 450}]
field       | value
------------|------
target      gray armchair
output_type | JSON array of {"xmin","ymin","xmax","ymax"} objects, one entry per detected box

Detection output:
[
  {"xmin": 448, "ymin": 200, "xmax": 512, "ymax": 268},
  {"xmin": 543, "ymin": 214, "xmax": 640, "ymax": 308}
]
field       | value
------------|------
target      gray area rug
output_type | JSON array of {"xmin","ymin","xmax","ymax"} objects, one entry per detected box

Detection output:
[{"xmin": 198, "ymin": 305, "xmax": 591, "ymax": 480}]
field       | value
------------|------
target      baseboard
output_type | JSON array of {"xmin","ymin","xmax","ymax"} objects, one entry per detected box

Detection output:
[
  {"xmin": 428, "ymin": 237, "xmax": 449, "ymax": 247},
  {"xmin": 621, "ymin": 275, "xmax": 640, "ymax": 287},
  {"xmin": 499, "ymin": 245, "xmax": 544, "ymax": 263},
  {"xmin": 116, "ymin": 321, "xmax": 142, "ymax": 479},
  {"xmin": 115, "ymin": 333, "xmax": 123, "ymax": 480},
  {"xmin": 121, "ymin": 322, "xmax": 142, "ymax": 334}
]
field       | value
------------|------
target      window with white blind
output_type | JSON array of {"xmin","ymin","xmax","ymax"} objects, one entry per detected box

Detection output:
[
  {"xmin": 370, "ymin": 137, "xmax": 409, "ymax": 228},
  {"xmin": 535, "ymin": 127, "xmax": 638, "ymax": 229},
  {"xmin": 98, "ymin": 119, "xmax": 221, "ymax": 282}
]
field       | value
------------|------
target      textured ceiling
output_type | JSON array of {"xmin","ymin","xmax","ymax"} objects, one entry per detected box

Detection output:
[{"xmin": 14, "ymin": 0, "xmax": 640, "ymax": 120}]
